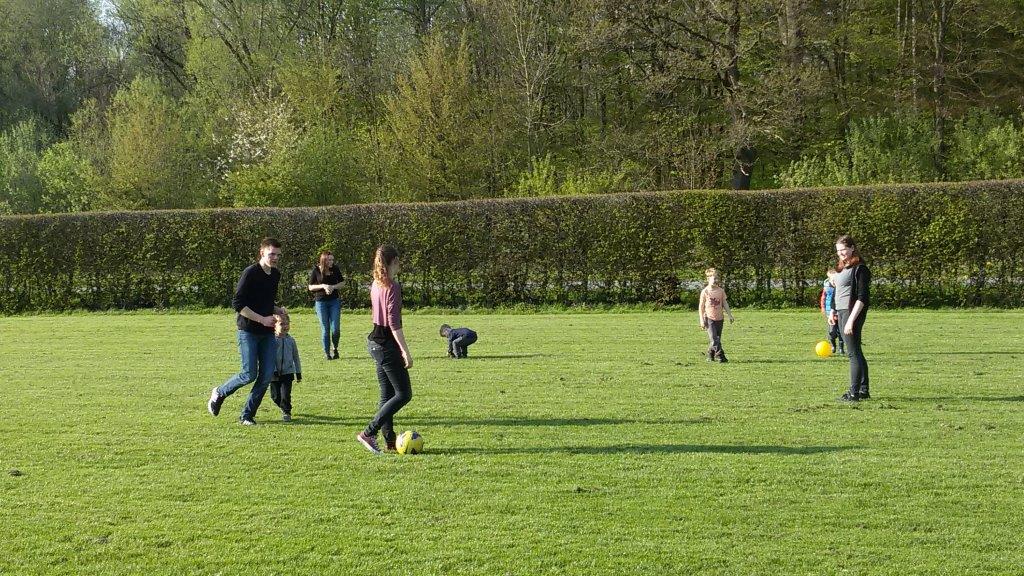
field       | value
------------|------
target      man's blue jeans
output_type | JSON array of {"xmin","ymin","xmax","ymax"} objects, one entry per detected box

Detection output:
[
  {"xmin": 216, "ymin": 330, "xmax": 276, "ymax": 421},
  {"xmin": 314, "ymin": 298, "xmax": 342, "ymax": 354}
]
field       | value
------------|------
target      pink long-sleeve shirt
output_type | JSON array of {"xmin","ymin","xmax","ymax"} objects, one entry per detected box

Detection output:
[{"xmin": 371, "ymin": 281, "xmax": 403, "ymax": 329}]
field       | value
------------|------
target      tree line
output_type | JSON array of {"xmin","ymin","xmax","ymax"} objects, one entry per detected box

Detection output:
[{"xmin": 1, "ymin": 0, "xmax": 1022, "ymax": 214}]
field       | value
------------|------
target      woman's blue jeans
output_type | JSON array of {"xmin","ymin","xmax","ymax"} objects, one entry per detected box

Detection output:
[{"xmin": 314, "ymin": 298, "xmax": 342, "ymax": 354}]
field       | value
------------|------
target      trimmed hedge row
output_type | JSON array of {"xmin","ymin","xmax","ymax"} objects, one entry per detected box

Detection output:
[{"xmin": 2, "ymin": 179, "xmax": 1023, "ymax": 313}]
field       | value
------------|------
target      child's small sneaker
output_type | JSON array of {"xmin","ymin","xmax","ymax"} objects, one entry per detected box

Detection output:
[
  {"xmin": 282, "ymin": 413, "xmax": 292, "ymax": 422},
  {"xmin": 356, "ymin": 432, "xmax": 381, "ymax": 454},
  {"xmin": 208, "ymin": 388, "xmax": 224, "ymax": 416},
  {"xmin": 718, "ymin": 353, "xmax": 729, "ymax": 363},
  {"xmin": 240, "ymin": 417, "xmax": 257, "ymax": 425},
  {"xmin": 706, "ymin": 351, "xmax": 715, "ymax": 362}
]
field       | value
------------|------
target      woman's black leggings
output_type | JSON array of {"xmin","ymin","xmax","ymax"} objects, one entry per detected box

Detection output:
[
  {"xmin": 837, "ymin": 308, "xmax": 869, "ymax": 397},
  {"xmin": 364, "ymin": 339, "xmax": 413, "ymax": 438}
]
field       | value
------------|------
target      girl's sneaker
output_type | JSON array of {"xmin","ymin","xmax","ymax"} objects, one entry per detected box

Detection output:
[{"xmin": 356, "ymin": 432, "xmax": 381, "ymax": 454}]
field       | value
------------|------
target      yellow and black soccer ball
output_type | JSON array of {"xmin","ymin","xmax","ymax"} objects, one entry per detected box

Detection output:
[{"xmin": 396, "ymin": 430, "xmax": 425, "ymax": 455}]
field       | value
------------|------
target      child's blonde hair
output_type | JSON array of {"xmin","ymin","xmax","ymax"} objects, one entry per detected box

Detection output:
[
  {"xmin": 705, "ymin": 267, "xmax": 718, "ymax": 278},
  {"xmin": 274, "ymin": 312, "xmax": 290, "ymax": 337}
]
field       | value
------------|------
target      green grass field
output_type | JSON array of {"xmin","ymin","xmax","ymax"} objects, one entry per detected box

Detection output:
[{"xmin": 1, "ymin": 309, "xmax": 1022, "ymax": 575}]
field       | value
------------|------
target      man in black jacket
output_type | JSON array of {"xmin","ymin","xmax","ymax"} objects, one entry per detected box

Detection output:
[{"xmin": 208, "ymin": 238, "xmax": 287, "ymax": 425}]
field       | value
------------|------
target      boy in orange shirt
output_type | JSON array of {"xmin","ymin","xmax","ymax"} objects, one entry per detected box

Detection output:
[{"xmin": 698, "ymin": 268, "xmax": 735, "ymax": 362}]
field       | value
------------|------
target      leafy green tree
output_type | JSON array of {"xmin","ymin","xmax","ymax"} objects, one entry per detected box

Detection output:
[
  {"xmin": 947, "ymin": 110, "xmax": 1024, "ymax": 180},
  {"xmin": 113, "ymin": 0, "xmax": 194, "ymax": 93},
  {"xmin": 36, "ymin": 141, "xmax": 99, "ymax": 213},
  {"xmin": 376, "ymin": 34, "xmax": 499, "ymax": 201},
  {"xmin": 0, "ymin": 118, "xmax": 48, "ymax": 213},
  {"xmin": 777, "ymin": 111, "xmax": 939, "ymax": 187},
  {"xmin": 0, "ymin": 0, "xmax": 118, "ymax": 134},
  {"xmin": 106, "ymin": 76, "xmax": 214, "ymax": 209}
]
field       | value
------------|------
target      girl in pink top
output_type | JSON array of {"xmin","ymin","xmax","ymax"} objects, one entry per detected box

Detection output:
[
  {"xmin": 698, "ymin": 267, "xmax": 735, "ymax": 362},
  {"xmin": 356, "ymin": 245, "xmax": 414, "ymax": 454}
]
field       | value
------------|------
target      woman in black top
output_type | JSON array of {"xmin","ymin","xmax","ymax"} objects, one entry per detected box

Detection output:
[
  {"xmin": 308, "ymin": 250, "xmax": 344, "ymax": 360},
  {"xmin": 833, "ymin": 235, "xmax": 871, "ymax": 401}
]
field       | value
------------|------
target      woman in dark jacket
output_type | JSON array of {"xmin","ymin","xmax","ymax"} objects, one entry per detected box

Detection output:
[
  {"xmin": 308, "ymin": 251, "xmax": 344, "ymax": 360},
  {"xmin": 832, "ymin": 235, "xmax": 871, "ymax": 401}
]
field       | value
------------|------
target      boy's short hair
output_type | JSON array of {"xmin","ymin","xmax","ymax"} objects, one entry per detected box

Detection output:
[
  {"xmin": 439, "ymin": 323, "xmax": 451, "ymax": 337},
  {"xmin": 260, "ymin": 237, "xmax": 282, "ymax": 249},
  {"xmin": 705, "ymin": 267, "xmax": 718, "ymax": 277}
]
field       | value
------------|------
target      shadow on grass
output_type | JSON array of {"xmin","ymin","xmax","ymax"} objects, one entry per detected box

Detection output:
[
  {"xmin": 404, "ymin": 417, "xmax": 708, "ymax": 427},
  {"xmin": 916, "ymin": 351, "xmax": 1022, "ymax": 356},
  {"xmin": 433, "ymin": 444, "xmax": 853, "ymax": 456},
  {"xmin": 725, "ymin": 359, "xmax": 811, "ymax": 364},
  {"xmin": 286, "ymin": 414, "xmax": 365, "ymax": 426},
  {"xmin": 965, "ymin": 395, "xmax": 1024, "ymax": 402},
  {"xmin": 888, "ymin": 395, "xmax": 1024, "ymax": 402},
  {"xmin": 281, "ymin": 415, "xmax": 707, "ymax": 428},
  {"xmin": 446, "ymin": 353, "xmax": 550, "ymax": 360}
]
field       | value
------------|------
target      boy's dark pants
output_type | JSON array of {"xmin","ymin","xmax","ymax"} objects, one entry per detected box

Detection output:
[
  {"xmin": 837, "ymin": 309, "xmax": 869, "ymax": 397},
  {"xmin": 827, "ymin": 321, "xmax": 842, "ymax": 351},
  {"xmin": 707, "ymin": 319, "xmax": 725, "ymax": 358},
  {"xmin": 452, "ymin": 332, "xmax": 478, "ymax": 358},
  {"xmin": 270, "ymin": 374, "xmax": 294, "ymax": 415}
]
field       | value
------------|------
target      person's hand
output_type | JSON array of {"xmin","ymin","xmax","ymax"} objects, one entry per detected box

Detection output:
[
  {"xmin": 699, "ymin": 322, "xmax": 707, "ymax": 330},
  {"xmin": 323, "ymin": 284, "xmax": 333, "ymax": 295},
  {"xmin": 296, "ymin": 373, "xmax": 302, "ymax": 383},
  {"xmin": 260, "ymin": 315, "xmax": 277, "ymax": 328},
  {"xmin": 827, "ymin": 313, "xmax": 836, "ymax": 326},
  {"xmin": 729, "ymin": 316, "xmax": 735, "ymax": 324},
  {"xmin": 843, "ymin": 322, "xmax": 854, "ymax": 335},
  {"xmin": 402, "ymin": 351, "xmax": 413, "ymax": 369}
]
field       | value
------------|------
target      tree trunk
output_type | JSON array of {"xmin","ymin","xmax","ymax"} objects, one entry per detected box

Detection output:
[
  {"xmin": 724, "ymin": 0, "xmax": 755, "ymax": 189},
  {"xmin": 931, "ymin": 0, "xmax": 950, "ymax": 175}
]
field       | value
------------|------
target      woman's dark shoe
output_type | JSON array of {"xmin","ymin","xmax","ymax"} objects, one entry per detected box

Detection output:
[
  {"xmin": 838, "ymin": 392, "xmax": 860, "ymax": 402},
  {"xmin": 332, "ymin": 349, "xmax": 339, "ymax": 359}
]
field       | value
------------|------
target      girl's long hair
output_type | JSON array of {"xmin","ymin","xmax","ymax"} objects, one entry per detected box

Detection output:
[
  {"xmin": 836, "ymin": 235, "xmax": 861, "ymax": 268},
  {"xmin": 318, "ymin": 251, "xmax": 333, "ymax": 275},
  {"xmin": 372, "ymin": 245, "xmax": 399, "ymax": 287}
]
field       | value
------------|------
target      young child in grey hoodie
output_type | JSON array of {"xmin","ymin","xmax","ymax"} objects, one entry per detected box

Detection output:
[{"xmin": 271, "ymin": 313, "xmax": 302, "ymax": 422}]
